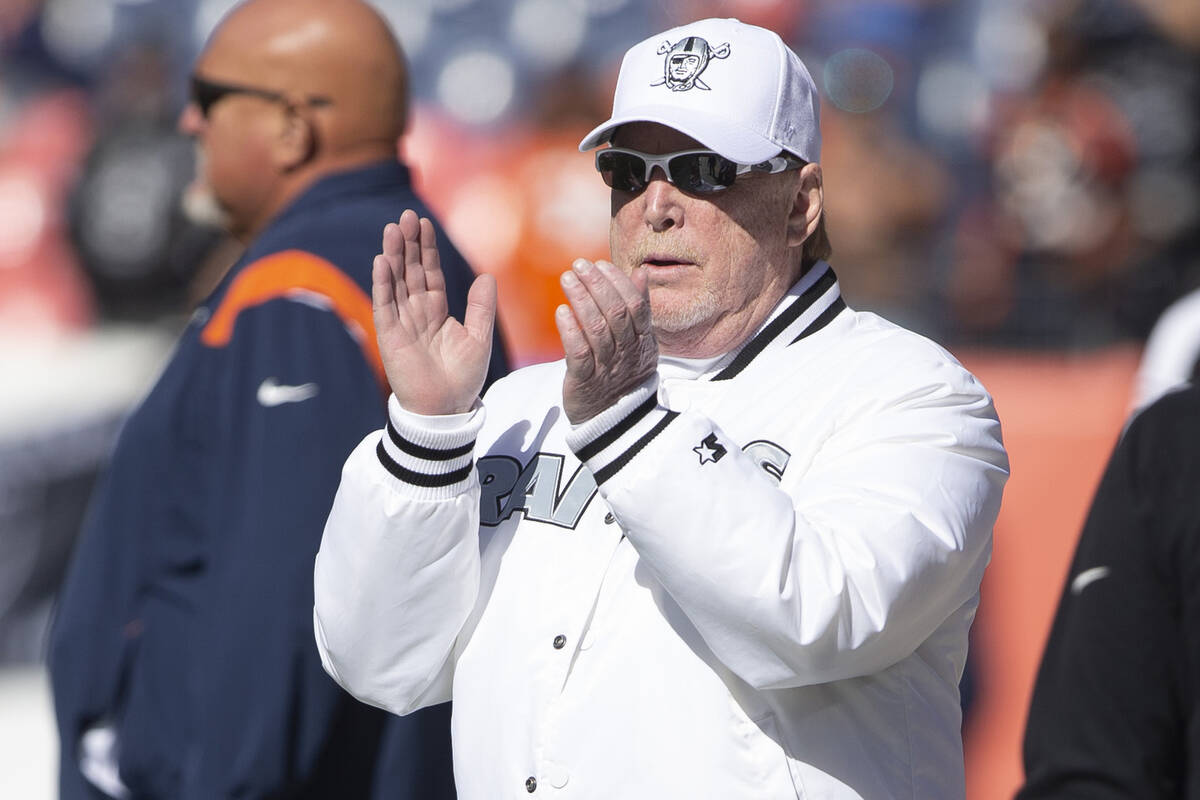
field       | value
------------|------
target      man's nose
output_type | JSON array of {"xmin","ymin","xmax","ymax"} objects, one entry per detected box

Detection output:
[
  {"xmin": 641, "ymin": 167, "xmax": 682, "ymax": 233},
  {"xmin": 177, "ymin": 102, "xmax": 204, "ymax": 136}
]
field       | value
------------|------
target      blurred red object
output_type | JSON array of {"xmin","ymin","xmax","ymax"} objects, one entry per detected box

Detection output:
[
  {"xmin": 945, "ymin": 75, "xmax": 1140, "ymax": 337},
  {"xmin": 985, "ymin": 77, "xmax": 1137, "ymax": 268},
  {"xmin": 404, "ymin": 108, "xmax": 609, "ymax": 367},
  {"xmin": 0, "ymin": 89, "xmax": 96, "ymax": 338}
]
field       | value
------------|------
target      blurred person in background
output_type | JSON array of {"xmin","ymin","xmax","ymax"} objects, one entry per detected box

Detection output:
[
  {"xmin": 314, "ymin": 17, "xmax": 1007, "ymax": 798},
  {"xmin": 47, "ymin": 0, "xmax": 507, "ymax": 798},
  {"xmin": 1018, "ymin": 382, "xmax": 1200, "ymax": 797},
  {"xmin": 1119, "ymin": 0, "xmax": 1200, "ymax": 412},
  {"xmin": 1132, "ymin": 284, "xmax": 1200, "ymax": 409},
  {"xmin": 1012, "ymin": 14, "xmax": 1200, "ymax": 784},
  {"xmin": 67, "ymin": 42, "xmax": 231, "ymax": 322},
  {"xmin": 0, "ymin": 0, "xmax": 125, "ymax": 670},
  {"xmin": 944, "ymin": 0, "xmax": 1200, "ymax": 350},
  {"xmin": 804, "ymin": 0, "xmax": 958, "ymax": 336}
]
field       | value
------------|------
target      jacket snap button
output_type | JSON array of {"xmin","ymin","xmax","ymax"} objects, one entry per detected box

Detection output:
[
  {"xmin": 604, "ymin": 512, "xmax": 615, "ymax": 524},
  {"xmin": 526, "ymin": 776, "xmax": 537, "ymax": 792},
  {"xmin": 547, "ymin": 763, "xmax": 570, "ymax": 788},
  {"xmin": 552, "ymin": 634, "xmax": 566, "ymax": 649}
]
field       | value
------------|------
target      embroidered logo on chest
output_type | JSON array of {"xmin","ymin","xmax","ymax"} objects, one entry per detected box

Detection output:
[{"xmin": 693, "ymin": 432, "xmax": 727, "ymax": 465}]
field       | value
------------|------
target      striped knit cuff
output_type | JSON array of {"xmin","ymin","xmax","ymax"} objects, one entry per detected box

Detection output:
[
  {"xmin": 375, "ymin": 394, "xmax": 483, "ymax": 499},
  {"xmin": 565, "ymin": 375, "xmax": 677, "ymax": 486}
]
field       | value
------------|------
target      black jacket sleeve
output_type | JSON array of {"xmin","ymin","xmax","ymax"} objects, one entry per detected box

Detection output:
[{"xmin": 1018, "ymin": 385, "xmax": 1200, "ymax": 798}]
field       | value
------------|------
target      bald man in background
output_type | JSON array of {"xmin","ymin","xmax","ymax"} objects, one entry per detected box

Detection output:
[{"xmin": 48, "ymin": 1, "xmax": 501, "ymax": 797}]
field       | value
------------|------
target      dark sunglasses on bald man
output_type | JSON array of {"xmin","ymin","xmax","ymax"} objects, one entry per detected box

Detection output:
[
  {"xmin": 595, "ymin": 147, "xmax": 803, "ymax": 196},
  {"xmin": 189, "ymin": 75, "xmax": 332, "ymax": 117}
]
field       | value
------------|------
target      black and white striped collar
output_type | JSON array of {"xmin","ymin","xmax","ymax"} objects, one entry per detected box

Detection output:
[
  {"xmin": 569, "ymin": 263, "xmax": 846, "ymax": 486},
  {"xmin": 706, "ymin": 261, "xmax": 845, "ymax": 382}
]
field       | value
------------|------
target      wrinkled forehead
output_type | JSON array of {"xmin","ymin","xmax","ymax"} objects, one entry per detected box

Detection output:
[{"xmin": 610, "ymin": 121, "xmax": 704, "ymax": 154}]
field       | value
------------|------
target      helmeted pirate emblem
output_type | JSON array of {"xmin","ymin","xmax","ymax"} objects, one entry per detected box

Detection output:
[{"xmin": 652, "ymin": 36, "xmax": 730, "ymax": 92}]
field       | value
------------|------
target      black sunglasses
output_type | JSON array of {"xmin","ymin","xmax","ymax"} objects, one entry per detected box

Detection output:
[
  {"xmin": 595, "ymin": 147, "xmax": 802, "ymax": 196},
  {"xmin": 189, "ymin": 75, "xmax": 332, "ymax": 117}
]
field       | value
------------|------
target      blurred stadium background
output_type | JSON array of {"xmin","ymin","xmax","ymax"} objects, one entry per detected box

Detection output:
[{"xmin": 0, "ymin": 0, "xmax": 1196, "ymax": 797}]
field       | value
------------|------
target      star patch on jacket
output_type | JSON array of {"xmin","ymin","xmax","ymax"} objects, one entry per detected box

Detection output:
[{"xmin": 693, "ymin": 432, "xmax": 727, "ymax": 465}]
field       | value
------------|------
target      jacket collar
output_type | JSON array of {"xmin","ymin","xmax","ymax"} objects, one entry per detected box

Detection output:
[
  {"xmin": 199, "ymin": 161, "xmax": 412, "ymax": 311},
  {"xmin": 269, "ymin": 160, "xmax": 412, "ymax": 227},
  {"xmin": 709, "ymin": 260, "xmax": 845, "ymax": 381}
]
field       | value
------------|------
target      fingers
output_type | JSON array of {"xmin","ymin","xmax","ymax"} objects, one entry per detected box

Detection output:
[
  {"xmin": 612, "ymin": 264, "xmax": 652, "ymax": 337},
  {"xmin": 560, "ymin": 263, "xmax": 616, "ymax": 367},
  {"xmin": 398, "ymin": 210, "xmax": 427, "ymax": 297},
  {"xmin": 386, "ymin": 209, "xmax": 453, "ymax": 333},
  {"xmin": 593, "ymin": 261, "xmax": 651, "ymax": 341},
  {"xmin": 555, "ymin": 304, "xmax": 596, "ymax": 380},
  {"xmin": 463, "ymin": 273, "xmax": 498, "ymax": 346},
  {"xmin": 372, "ymin": 254, "xmax": 398, "ymax": 323},
  {"xmin": 375, "ymin": 217, "xmax": 411, "ymax": 333},
  {"xmin": 379, "ymin": 220, "xmax": 405, "ymax": 292},
  {"xmin": 560, "ymin": 259, "xmax": 646, "ymax": 362},
  {"xmin": 419, "ymin": 217, "xmax": 447, "ymax": 296},
  {"xmin": 557, "ymin": 259, "xmax": 659, "ymax": 423},
  {"xmin": 381, "ymin": 219, "xmax": 403, "ymax": 262}
]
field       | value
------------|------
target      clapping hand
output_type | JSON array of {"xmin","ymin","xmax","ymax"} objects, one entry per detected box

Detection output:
[
  {"xmin": 372, "ymin": 210, "xmax": 497, "ymax": 415},
  {"xmin": 556, "ymin": 259, "xmax": 659, "ymax": 423}
]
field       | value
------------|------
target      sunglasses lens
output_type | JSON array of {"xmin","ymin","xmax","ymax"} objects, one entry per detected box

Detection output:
[
  {"xmin": 597, "ymin": 150, "xmax": 648, "ymax": 193},
  {"xmin": 190, "ymin": 78, "xmax": 220, "ymax": 115},
  {"xmin": 671, "ymin": 153, "xmax": 738, "ymax": 194},
  {"xmin": 596, "ymin": 150, "xmax": 741, "ymax": 194}
]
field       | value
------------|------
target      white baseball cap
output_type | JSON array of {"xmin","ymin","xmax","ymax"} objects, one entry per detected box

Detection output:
[{"xmin": 579, "ymin": 18, "xmax": 821, "ymax": 165}]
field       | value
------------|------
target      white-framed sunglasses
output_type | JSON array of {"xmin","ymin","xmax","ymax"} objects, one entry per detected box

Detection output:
[{"xmin": 594, "ymin": 147, "xmax": 802, "ymax": 195}]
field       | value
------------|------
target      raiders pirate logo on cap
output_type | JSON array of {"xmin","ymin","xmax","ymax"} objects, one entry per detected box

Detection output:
[
  {"xmin": 579, "ymin": 19, "xmax": 822, "ymax": 164},
  {"xmin": 651, "ymin": 36, "xmax": 730, "ymax": 92}
]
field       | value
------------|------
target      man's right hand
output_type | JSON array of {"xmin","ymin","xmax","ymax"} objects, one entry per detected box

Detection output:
[{"xmin": 372, "ymin": 209, "xmax": 496, "ymax": 415}]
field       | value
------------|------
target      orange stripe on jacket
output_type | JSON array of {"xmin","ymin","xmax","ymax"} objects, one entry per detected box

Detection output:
[{"xmin": 200, "ymin": 250, "xmax": 385, "ymax": 390}]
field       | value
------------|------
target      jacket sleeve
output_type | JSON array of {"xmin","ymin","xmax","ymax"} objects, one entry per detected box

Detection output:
[
  {"xmin": 567, "ymin": 356, "xmax": 1008, "ymax": 691},
  {"xmin": 313, "ymin": 396, "xmax": 485, "ymax": 717},
  {"xmin": 1018, "ymin": 391, "xmax": 1194, "ymax": 798},
  {"xmin": 181, "ymin": 301, "xmax": 450, "ymax": 799}
]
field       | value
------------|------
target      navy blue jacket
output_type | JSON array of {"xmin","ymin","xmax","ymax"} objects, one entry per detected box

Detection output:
[{"xmin": 50, "ymin": 161, "xmax": 507, "ymax": 799}]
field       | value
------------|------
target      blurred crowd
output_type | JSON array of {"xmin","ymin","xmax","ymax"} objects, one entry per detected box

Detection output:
[{"xmin": 0, "ymin": 0, "xmax": 1197, "ymax": 674}]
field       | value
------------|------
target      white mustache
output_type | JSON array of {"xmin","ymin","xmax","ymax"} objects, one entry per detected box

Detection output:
[{"xmin": 627, "ymin": 242, "xmax": 703, "ymax": 267}]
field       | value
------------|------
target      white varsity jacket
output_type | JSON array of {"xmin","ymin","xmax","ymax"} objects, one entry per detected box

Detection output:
[{"xmin": 314, "ymin": 263, "xmax": 1009, "ymax": 799}]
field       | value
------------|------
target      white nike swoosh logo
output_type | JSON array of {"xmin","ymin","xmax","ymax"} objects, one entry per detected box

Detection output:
[
  {"xmin": 1070, "ymin": 566, "xmax": 1111, "ymax": 595},
  {"xmin": 257, "ymin": 378, "xmax": 319, "ymax": 407}
]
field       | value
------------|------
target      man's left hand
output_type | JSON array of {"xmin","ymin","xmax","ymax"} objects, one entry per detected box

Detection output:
[{"xmin": 556, "ymin": 259, "xmax": 658, "ymax": 424}]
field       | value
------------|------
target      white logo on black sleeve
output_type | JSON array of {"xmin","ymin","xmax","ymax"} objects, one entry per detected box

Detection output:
[
  {"xmin": 652, "ymin": 36, "xmax": 730, "ymax": 91},
  {"xmin": 257, "ymin": 378, "xmax": 319, "ymax": 407},
  {"xmin": 693, "ymin": 432, "xmax": 727, "ymax": 465},
  {"xmin": 1070, "ymin": 566, "xmax": 1110, "ymax": 595}
]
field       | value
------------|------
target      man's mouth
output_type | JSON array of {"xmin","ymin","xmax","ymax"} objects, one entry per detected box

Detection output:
[{"xmin": 642, "ymin": 255, "xmax": 695, "ymax": 269}]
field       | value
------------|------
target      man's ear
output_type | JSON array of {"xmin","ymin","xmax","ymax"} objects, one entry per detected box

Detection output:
[
  {"xmin": 272, "ymin": 106, "xmax": 316, "ymax": 171},
  {"xmin": 786, "ymin": 162, "xmax": 823, "ymax": 248}
]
